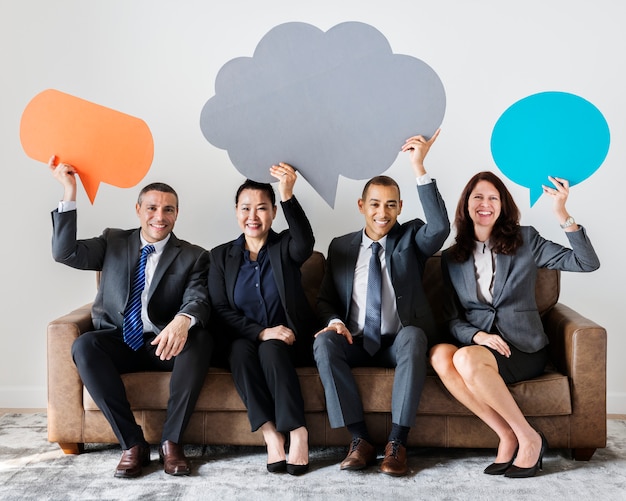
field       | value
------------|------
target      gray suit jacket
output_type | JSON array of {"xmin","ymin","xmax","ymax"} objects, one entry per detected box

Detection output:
[
  {"xmin": 51, "ymin": 209, "xmax": 211, "ymax": 332},
  {"xmin": 442, "ymin": 225, "xmax": 600, "ymax": 352},
  {"xmin": 317, "ymin": 181, "xmax": 450, "ymax": 344}
]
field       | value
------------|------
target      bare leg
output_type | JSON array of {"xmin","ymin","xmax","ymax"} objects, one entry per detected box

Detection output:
[
  {"xmin": 260, "ymin": 421, "xmax": 286, "ymax": 464},
  {"xmin": 288, "ymin": 426, "xmax": 309, "ymax": 466},
  {"xmin": 452, "ymin": 346, "xmax": 542, "ymax": 468},
  {"xmin": 430, "ymin": 344, "xmax": 517, "ymax": 463}
]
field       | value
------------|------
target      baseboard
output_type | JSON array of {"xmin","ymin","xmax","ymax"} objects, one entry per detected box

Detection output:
[
  {"xmin": 0, "ymin": 386, "xmax": 46, "ymax": 408},
  {"xmin": 608, "ymin": 392, "xmax": 626, "ymax": 415}
]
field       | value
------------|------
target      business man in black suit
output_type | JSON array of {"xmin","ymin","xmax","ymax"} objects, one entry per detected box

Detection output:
[
  {"xmin": 313, "ymin": 130, "xmax": 449, "ymax": 476},
  {"xmin": 49, "ymin": 157, "xmax": 212, "ymax": 478}
]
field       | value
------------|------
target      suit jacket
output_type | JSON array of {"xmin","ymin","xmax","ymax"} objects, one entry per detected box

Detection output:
[
  {"xmin": 51, "ymin": 209, "xmax": 211, "ymax": 332},
  {"xmin": 317, "ymin": 181, "xmax": 450, "ymax": 344},
  {"xmin": 442, "ymin": 225, "xmax": 600, "ymax": 352},
  {"xmin": 208, "ymin": 197, "xmax": 319, "ymax": 347}
]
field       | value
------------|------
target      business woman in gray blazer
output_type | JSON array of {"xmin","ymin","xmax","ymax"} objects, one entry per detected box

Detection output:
[
  {"xmin": 430, "ymin": 171, "xmax": 599, "ymax": 479},
  {"xmin": 208, "ymin": 164, "xmax": 317, "ymax": 475}
]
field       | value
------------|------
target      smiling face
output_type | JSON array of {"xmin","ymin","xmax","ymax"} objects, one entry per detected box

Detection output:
[
  {"xmin": 236, "ymin": 188, "xmax": 277, "ymax": 244},
  {"xmin": 358, "ymin": 183, "xmax": 402, "ymax": 241},
  {"xmin": 467, "ymin": 180, "xmax": 502, "ymax": 236},
  {"xmin": 136, "ymin": 190, "xmax": 178, "ymax": 243}
]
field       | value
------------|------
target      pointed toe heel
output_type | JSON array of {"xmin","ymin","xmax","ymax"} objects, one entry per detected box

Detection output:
[
  {"xmin": 286, "ymin": 463, "xmax": 309, "ymax": 476},
  {"xmin": 267, "ymin": 460, "xmax": 287, "ymax": 473},
  {"xmin": 504, "ymin": 432, "xmax": 548, "ymax": 479}
]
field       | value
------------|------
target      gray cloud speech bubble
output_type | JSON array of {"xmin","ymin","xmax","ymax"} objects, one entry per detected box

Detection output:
[{"xmin": 200, "ymin": 21, "xmax": 446, "ymax": 207}]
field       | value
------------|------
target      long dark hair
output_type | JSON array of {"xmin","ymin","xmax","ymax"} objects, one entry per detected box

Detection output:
[{"xmin": 450, "ymin": 171, "xmax": 522, "ymax": 262}]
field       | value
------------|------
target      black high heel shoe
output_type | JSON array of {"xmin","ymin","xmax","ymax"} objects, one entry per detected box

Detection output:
[
  {"xmin": 483, "ymin": 447, "xmax": 518, "ymax": 475},
  {"xmin": 504, "ymin": 431, "xmax": 548, "ymax": 478},
  {"xmin": 286, "ymin": 462, "xmax": 309, "ymax": 476},
  {"xmin": 267, "ymin": 460, "xmax": 287, "ymax": 473}
]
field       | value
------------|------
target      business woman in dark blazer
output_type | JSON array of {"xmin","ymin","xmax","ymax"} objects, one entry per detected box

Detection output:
[
  {"xmin": 430, "ymin": 171, "xmax": 599, "ymax": 478},
  {"xmin": 208, "ymin": 163, "xmax": 317, "ymax": 475}
]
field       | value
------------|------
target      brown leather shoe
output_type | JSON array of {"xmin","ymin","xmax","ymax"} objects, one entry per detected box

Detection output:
[
  {"xmin": 340, "ymin": 438, "xmax": 377, "ymax": 470},
  {"xmin": 114, "ymin": 444, "xmax": 151, "ymax": 478},
  {"xmin": 380, "ymin": 440, "xmax": 408, "ymax": 476},
  {"xmin": 159, "ymin": 440, "xmax": 191, "ymax": 476}
]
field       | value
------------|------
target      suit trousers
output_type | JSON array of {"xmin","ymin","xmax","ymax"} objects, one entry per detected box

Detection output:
[
  {"xmin": 229, "ymin": 338, "xmax": 306, "ymax": 434},
  {"xmin": 313, "ymin": 325, "xmax": 428, "ymax": 429},
  {"xmin": 71, "ymin": 326, "xmax": 213, "ymax": 450}
]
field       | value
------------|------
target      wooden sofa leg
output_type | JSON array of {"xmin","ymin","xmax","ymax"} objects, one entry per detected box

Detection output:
[
  {"xmin": 572, "ymin": 448, "xmax": 596, "ymax": 461},
  {"xmin": 58, "ymin": 442, "xmax": 85, "ymax": 455}
]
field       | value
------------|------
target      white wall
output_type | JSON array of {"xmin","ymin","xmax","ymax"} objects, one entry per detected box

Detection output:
[{"xmin": 1, "ymin": 0, "xmax": 624, "ymax": 412}]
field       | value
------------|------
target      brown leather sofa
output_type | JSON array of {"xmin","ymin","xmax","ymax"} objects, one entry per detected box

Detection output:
[{"xmin": 47, "ymin": 251, "xmax": 607, "ymax": 460}]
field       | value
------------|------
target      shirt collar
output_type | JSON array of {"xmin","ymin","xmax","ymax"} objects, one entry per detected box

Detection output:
[
  {"xmin": 361, "ymin": 230, "xmax": 387, "ymax": 250},
  {"xmin": 140, "ymin": 233, "xmax": 170, "ymax": 254}
]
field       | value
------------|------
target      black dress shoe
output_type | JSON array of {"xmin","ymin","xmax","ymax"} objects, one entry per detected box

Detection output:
[
  {"xmin": 159, "ymin": 440, "xmax": 191, "ymax": 476},
  {"xmin": 114, "ymin": 444, "xmax": 151, "ymax": 478},
  {"xmin": 484, "ymin": 447, "xmax": 518, "ymax": 475},
  {"xmin": 286, "ymin": 463, "xmax": 309, "ymax": 476},
  {"xmin": 505, "ymin": 432, "xmax": 548, "ymax": 478},
  {"xmin": 267, "ymin": 460, "xmax": 287, "ymax": 473}
]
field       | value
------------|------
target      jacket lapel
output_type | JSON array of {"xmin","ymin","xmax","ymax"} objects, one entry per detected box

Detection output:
[
  {"xmin": 225, "ymin": 244, "xmax": 243, "ymax": 306},
  {"xmin": 491, "ymin": 253, "xmax": 512, "ymax": 306},
  {"xmin": 344, "ymin": 232, "xmax": 362, "ymax": 311},
  {"xmin": 124, "ymin": 231, "xmax": 142, "ymax": 301},
  {"xmin": 148, "ymin": 233, "xmax": 181, "ymax": 300}
]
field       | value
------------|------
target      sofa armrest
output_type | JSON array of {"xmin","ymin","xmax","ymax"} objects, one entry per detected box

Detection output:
[
  {"xmin": 47, "ymin": 303, "xmax": 94, "ymax": 445},
  {"xmin": 543, "ymin": 303, "xmax": 607, "ymax": 449}
]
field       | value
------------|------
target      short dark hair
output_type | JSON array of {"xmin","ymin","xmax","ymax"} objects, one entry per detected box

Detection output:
[
  {"xmin": 235, "ymin": 179, "xmax": 276, "ymax": 206},
  {"xmin": 361, "ymin": 175, "xmax": 401, "ymax": 200},
  {"xmin": 137, "ymin": 182, "xmax": 179, "ymax": 207}
]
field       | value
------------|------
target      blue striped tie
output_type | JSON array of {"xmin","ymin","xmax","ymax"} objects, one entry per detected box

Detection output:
[
  {"xmin": 363, "ymin": 241, "xmax": 382, "ymax": 356},
  {"xmin": 122, "ymin": 244, "xmax": 155, "ymax": 350}
]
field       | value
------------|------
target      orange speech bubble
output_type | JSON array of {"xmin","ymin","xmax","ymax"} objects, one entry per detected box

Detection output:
[{"xmin": 20, "ymin": 89, "xmax": 154, "ymax": 203}]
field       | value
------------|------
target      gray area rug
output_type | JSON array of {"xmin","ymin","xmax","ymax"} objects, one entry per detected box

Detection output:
[{"xmin": 0, "ymin": 414, "xmax": 625, "ymax": 500}]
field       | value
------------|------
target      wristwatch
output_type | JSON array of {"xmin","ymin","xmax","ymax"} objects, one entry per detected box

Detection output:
[{"xmin": 560, "ymin": 216, "xmax": 576, "ymax": 229}]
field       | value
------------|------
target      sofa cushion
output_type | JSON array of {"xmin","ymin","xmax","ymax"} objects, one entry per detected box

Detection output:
[{"xmin": 83, "ymin": 366, "xmax": 571, "ymax": 417}]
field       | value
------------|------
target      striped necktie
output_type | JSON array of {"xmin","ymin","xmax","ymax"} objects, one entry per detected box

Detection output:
[
  {"xmin": 363, "ymin": 241, "xmax": 382, "ymax": 356},
  {"xmin": 122, "ymin": 244, "xmax": 155, "ymax": 350}
]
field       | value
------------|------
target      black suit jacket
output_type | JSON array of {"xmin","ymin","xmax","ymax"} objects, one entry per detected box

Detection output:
[
  {"xmin": 317, "ymin": 181, "xmax": 450, "ymax": 345},
  {"xmin": 208, "ymin": 197, "xmax": 319, "ymax": 360}
]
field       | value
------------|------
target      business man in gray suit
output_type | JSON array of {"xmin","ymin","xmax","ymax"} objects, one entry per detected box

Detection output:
[
  {"xmin": 49, "ymin": 157, "xmax": 212, "ymax": 478},
  {"xmin": 313, "ymin": 130, "xmax": 449, "ymax": 476}
]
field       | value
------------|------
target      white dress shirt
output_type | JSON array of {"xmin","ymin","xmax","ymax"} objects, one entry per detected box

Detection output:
[
  {"xmin": 347, "ymin": 232, "xmax": 402, "ymax": 337},
  {"xmin": 473, "ymin": 239, "xmax": 495, "ymax": 304}
]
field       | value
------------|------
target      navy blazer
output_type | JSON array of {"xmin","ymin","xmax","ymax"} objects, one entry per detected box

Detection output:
[
  {"xmin": 317, "ymin": 181, "xmax": 450, "ymax": 345},
  {"xmin": 208, "ymin": 196, "xmax": 319, "ymax": 346},
  {"xmin": 442, "ymin": 225, "xmax": 600, "ymax": 352},
  {"xmin": 51, "ymin": 209, "xmax": 211, "ymax": 332}
]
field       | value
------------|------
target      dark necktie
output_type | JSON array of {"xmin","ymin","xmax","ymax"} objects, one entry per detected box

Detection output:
[
  {"xmin": 122, "ymin": 244, "xmax": 155, "ymax": 350},
  {"xmin": 363, "ymin": 241, "xmax": 382, "ymax": 356}
]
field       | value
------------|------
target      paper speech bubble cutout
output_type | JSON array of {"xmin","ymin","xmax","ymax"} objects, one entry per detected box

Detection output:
[
  {"xmin": 200, "ymin": 21, "xmax": 446, "ymax": 207},
  {"xmin": 20, "ymin": 89, "xmax": 154, "ymax": 203},
  {"xmin": 491, "ymin": 91, "xmax": 610, "ymax": 206}
]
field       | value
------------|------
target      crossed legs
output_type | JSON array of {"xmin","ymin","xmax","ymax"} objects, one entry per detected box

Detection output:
[{"xmin": 429, "ymin": 343, "xmax": 543, "ymax": 469}]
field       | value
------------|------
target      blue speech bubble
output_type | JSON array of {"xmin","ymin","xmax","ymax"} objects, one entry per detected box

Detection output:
[
  {"xmin": 200, "ymin": 22, "xmax": 446, "ymax": 207},
  {"xmin": 491, "ymin": 92, "xmax": 610, "ymax": 206}
]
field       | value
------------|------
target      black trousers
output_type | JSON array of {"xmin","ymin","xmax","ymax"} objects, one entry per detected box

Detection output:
[
  {"xmin": 71, "ymin": 326, "xmax": 213, "ymax": 450},
  {"xmin": 229, "ymin": 338, "xmax": 305, "ymax": 434}
]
